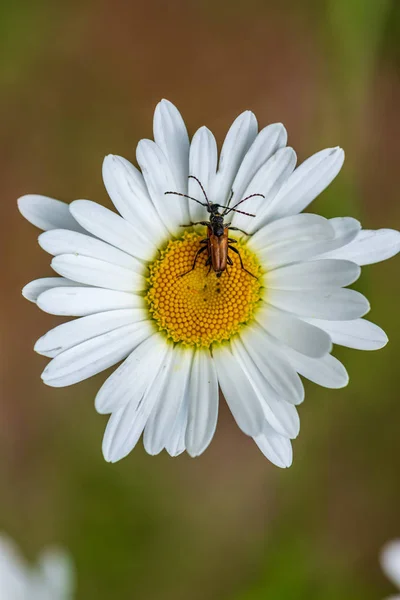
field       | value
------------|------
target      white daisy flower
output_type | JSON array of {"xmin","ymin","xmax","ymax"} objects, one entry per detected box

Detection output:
[
  {"xmin": 19, "ymin": 100, "xmax": 400, "ymax": 467},
  {"xmin": 0, "ymin": 534, "xmax": 74, "ymax": 600},
  {"xmin": 381, "ymin": 540, "xmax": 400, "ymax": 600}
]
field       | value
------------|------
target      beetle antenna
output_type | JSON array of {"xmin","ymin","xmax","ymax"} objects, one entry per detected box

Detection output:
[
  {"xmin": 164, "ymin": 191, "xmax": 207, "ymax": 207},
  {"xmin": 227, "ymin": 208, "xmax": 256, "ymax": 217},
  {"xmin": 222, "ymin": 193, "xmax": 265, "ymax": 215},
  {"xmin": 225, "ymin": 189, "xmax": 234, "ymax": 208},
  {"xmin": 188, "ymin": 175, "xmax": 211, "ymax": 207}
]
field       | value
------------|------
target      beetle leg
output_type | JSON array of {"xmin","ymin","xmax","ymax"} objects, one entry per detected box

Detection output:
[
  {"xmin": 229, "ymin": 227, "xmax": 251, "ymax": 236},
  {"xmin": 228, "ymin": 245, "xmax": 257, "ymax": 279},
  {"xmin": 205, "ymin": 257, "xmax": 212, "ymax": 276},
  {"xmin": 227, "ymin": 238, "xmax": 237, "ymax": 243},
  {"xmin": 200, "ymin": 239, "xmax": 208, "ymax": 244},
  {"xmin": 179, "ymin": 245, "xmax": 208, "ymax": 277},
  {"xmin": 227, "ymin": 256, "xmax": 233, "ymax": 266}
]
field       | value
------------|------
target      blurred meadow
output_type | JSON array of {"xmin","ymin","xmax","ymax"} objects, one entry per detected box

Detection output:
[{"xmin": 0, "ymin": 0, "xmax": 399, "ymax": 598}]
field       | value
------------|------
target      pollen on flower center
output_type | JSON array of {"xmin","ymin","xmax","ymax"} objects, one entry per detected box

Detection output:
[{"xmin": 145, "ymin": 232, "xmax": 263, "ymax": 347}]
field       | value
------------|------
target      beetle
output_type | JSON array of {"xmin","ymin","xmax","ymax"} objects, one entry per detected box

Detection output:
[{"xmin": 165, "ymin": 175, "xmax": 264, "ymax": 278}]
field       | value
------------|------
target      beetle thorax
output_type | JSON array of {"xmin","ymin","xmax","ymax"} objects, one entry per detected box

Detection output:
[{"xmin": 210, "ymin": 213, "xmax": 225, "ymax": 237}]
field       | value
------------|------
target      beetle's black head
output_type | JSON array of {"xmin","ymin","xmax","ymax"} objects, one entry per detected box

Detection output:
[{"xmin": 208, "ymin": 203, "xmax": 221, "ymax": 215}]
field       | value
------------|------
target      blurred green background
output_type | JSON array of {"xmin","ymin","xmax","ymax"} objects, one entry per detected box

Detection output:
[{"xmin": 1, "ymin": 0, "xmax": 399, "ymax": 598}]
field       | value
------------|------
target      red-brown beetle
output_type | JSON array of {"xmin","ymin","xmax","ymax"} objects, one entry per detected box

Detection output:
[{"xmin": 165, "ymin": 176, "xmax": 264, "ymax": 279}]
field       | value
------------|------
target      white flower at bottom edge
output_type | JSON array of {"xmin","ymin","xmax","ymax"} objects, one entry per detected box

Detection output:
[
  {"xmin": 0, "ymin": 534, "xmax": 74, "ymax": 600},
  {"xmin": 381, "ymin": 540, "xmax": 400, "ymax": 600},
  {"xmin": 18, "ymin": 99, "xmax": 400, "ymax": 467}
]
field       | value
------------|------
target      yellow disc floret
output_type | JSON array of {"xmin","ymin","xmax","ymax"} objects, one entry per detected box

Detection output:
[{"xmin": 145, "ymin": 232, "xmax": 263, "ymax": 347}]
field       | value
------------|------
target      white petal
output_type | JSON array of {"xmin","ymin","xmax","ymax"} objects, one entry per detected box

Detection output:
[
  {"xmin": 102, "ymin": 343, "xmax": 174, "ymax": 462},
  {"xmin": 285, "ymin": 349, "xmax": 349, "ymax": 389},
  {"xmin": 69, "ymin": 200, "xmax": 156, "ymax": 262},
  {"xmin": 266, "ymin": 288, "xmax": 370, "ymax": 320},
  {"xmin": 320, "ymin": 228, "xmax": 400, "ymax": 265},
  {"xmin": 188, "ymin": 126, "xmax": 218, "ymax": 223},
  {"xmin": 231, "ymin": 147, "xmax": 297, "ymax": 234},
  {"xmin": 239, "ymin": 323, "xmax": 304, "ymax": 404},
  {"xmin": 39, "ymin": 229, "xmax": 145, "ymax": 273},
  {"xmin": 253, "ymin": 216, "xmax": 339, "ymax": 268},
  {"xmin": 125, "ymin": 346, "xmax": 174, "ymax": 457},
  {"xmin": 144, "ymin": 346, "xmax": 193, "ymax": 455},
  {"xmin": 153, "ymin": 99, "xmax": 190, "ymax": 192},
  {"xmin": 264, "ymin": 147, "xmax": 345, "ymax": 220},
  {"xmin": 42, "ymin": 320, "xmax": 153, "ymax": 387},
  {"xmin": 18, "ymin": 195, "xmax": 83, "ymax": 232},
  {"xmin": 136, "ymin": 139, "xmax": 189, "ymax": 235},
  {"xmin": 256, "ymin": 304, "xmax": 332, "ymax": 358},
  {"xmin": 305, "ymin": 317, "xmax": 388, "ymax": 350},
  {"xmin": 230, "ymin": 338, "xmax": 300, "ymax": 438},
  {"xmin": 253, "ymin": 422, "xmax": 293, "ymax": 468},
  {"xmin": 35, "ymin": 309, "xmax": 147, "ymax": 358},
  {"xmin": 0, "ymin": 535, "xmax": 25, "ymax": 571},
  {"xmin": 250, "ymin": 213, "xmax": 333, "ymax": 252},
  {"xmin": 102, "ymin": 155, "xmax": 167, "ymax": 244},
  {"xmin": 210, "ymin": 111, "xmax": 258, "ymax": 204},
  {"xmin": 37, "ymin": 287, "xmax": 143, "ymax": 316},
  {"xmin": 313, "ymin": 217, "xmax": 362, "ymax": 259},
  {"xmin": 266, "ymin": 259, "xmax": 360, "ymax": 290},
  {"xmin": 95, "ymin": 334, "xmax": 168, "ymax": 415},
  {"xmin": 101, "ymin": 407, "xmax": 127, "ymax": 461},
  {"xmin": 229, "ymin": 123, "xmax": 287, "ymax": 206},
  {"xmin": 22, "ymin": 277, "xmax": 78, "ymax": 303},
  {"xmin": 323, "ymin": 217, "xmax": 361, "ymax": 252},
  {"xmin": 0, "ymin": 535, "xmax": 30, "ymax": 597},
  {"xmin": 381, "ymin": 540, "xmax": 400, "ymax": 590},
  {"xmin": 185, "ymin": 349, "xmax": 219, "ymax": 457},
  {"xmin": 212, "ymin": 343, "xmax": 265, "ymax": 436},
  {"xmin": 165, "ymin": 396, "xmax": 189, "ymax": 457},
  {"xmin": 51, "ymin": 254, "xmax": 146, "ymax": 292},
  {"xmin": 38, "ymin": 549, "xmax": 74, "ymax": 599}
]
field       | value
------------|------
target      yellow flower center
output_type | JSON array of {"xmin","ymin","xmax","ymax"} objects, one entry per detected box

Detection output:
[{"xmin": 145, "ymin": 232, "xmax": 263, "ymax": 347}]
